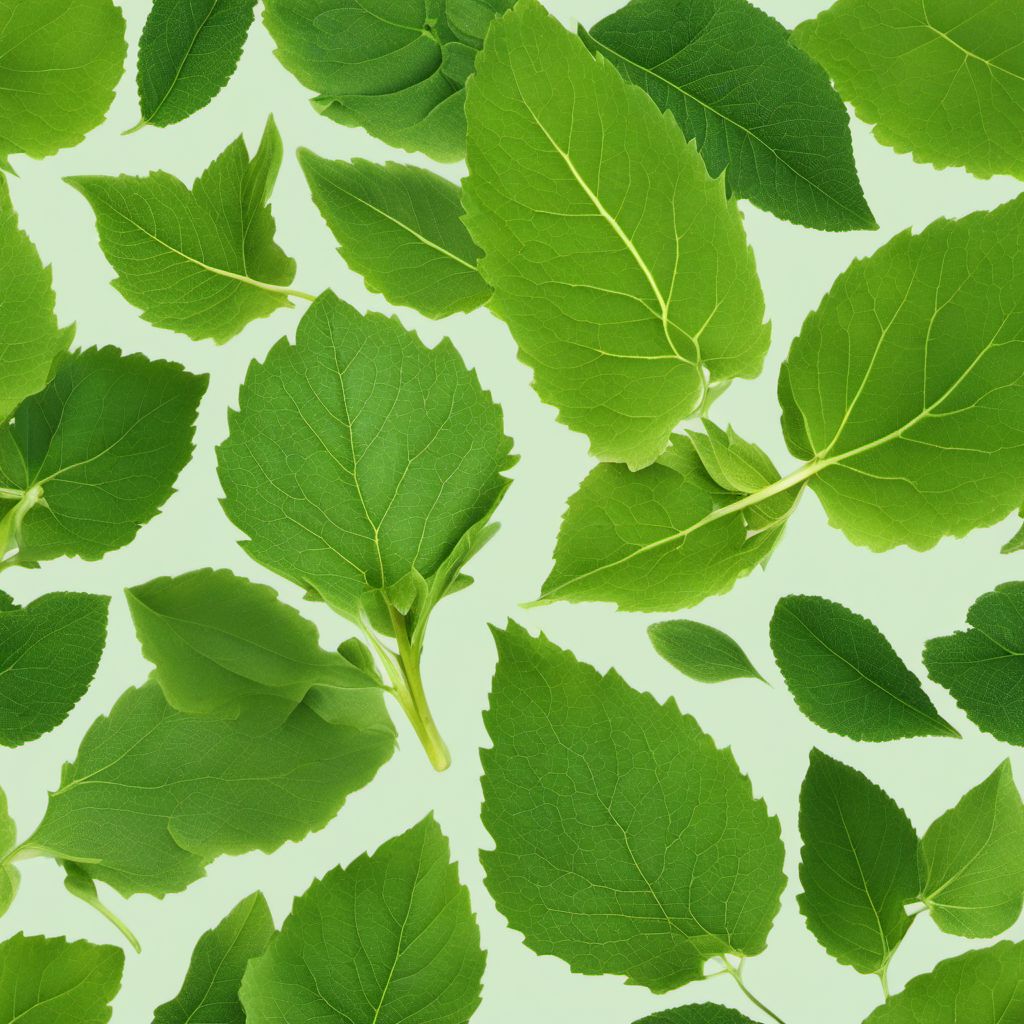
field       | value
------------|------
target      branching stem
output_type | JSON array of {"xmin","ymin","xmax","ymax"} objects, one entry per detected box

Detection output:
[{"xmin": 718, "ymin": 957, "xmax": 790, "ymax": 1024}]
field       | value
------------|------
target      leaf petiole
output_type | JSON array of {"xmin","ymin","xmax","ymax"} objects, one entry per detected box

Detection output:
[{"xmin": 717, "ymin": 956, "xmax": 790, "ymax": 1024}]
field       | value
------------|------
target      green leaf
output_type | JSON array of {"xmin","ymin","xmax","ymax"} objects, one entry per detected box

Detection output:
[
  {"xmin": 241, "ymin": 816, "xmax": 485, "ymax": 1024},
  {"xmin": 539, "ymin": 435, "xmax": 793, "ymax": 611},
  {"xmin": 463, "ymin": 0, "xmax": 768, "ymax": 469},
  {"xmin": 67, "ymin": 117, "xmax": 299, "ymax": 344},
  {"xmin": 633, "ymin": 1008, "xmax": 758, "ymax": 1024},
  {"xmin": 919, "ymin": 761, "xmax": 1024, "ymax": 939},
  {"xmin": 153, "ymin": 892, "xmax": 274, "ymax": 1024},
  {"xmin": 218, "ymin": 291, "xmax": 513, "ymax": 621},
  {"xmin": 793, "ymin": 0, "xmax": 1024, "ymax": 181},
  {"xmin": 299, "ymin": 151, "xmax": 489, "ymax": 319},
  {"xmin": 581, "ymin": 0, "xmax": 875, "ymax": 231},
  {"xmin": 923, "ymin": 581, "xmax": 1024, "ymax": 746},
  {"xmin": 798, "ymin": 750, "xmax": 919, "ymax": 976},
  {"xmin": 447, "ymin": 0, "xmax": 513, "ymax": 45},
  {"xmin": 1002, "ymin": 510, "xmax": 1024, "ymax": 553},
  {"xmin": 648, "ymin": 618, "xmax": 765, "ymax": 684},
  {"xmin": 22, "ymin": 676, "xmax": 394, "ymax": 900},
  {"xmin": 0, "ymin": 591, "xmax": 109, "ymax": 747},
  {"xmin": 0, "ymin": 784, "xmax": 18, "ymax": 916},
  {"xmin": 127, "ymin": 568, "xmax": 385, "ymax": 728},
  {"xmin": 481, "ymin": 623, "xmax": 785, "ymax": 993},
  {"xmin": 0, "ymin": 934, "xmax": 123, "ymax": 1024},
  {"xmin": 0, "ymin": 0, "xmax": 127, "ymax": 166},
  {"xmin": 0, "ymin": 175, "xmax": 75, "ymax": 420},
  {"xmin": 136, "ymin": 0, "xmax": 258, "ymax": 130},
  {"xmin": 0, "ymin": 347, "xmax": 206, "ymax": 567},
  {"xmin": 769, "ymin": 595, "xmax": 959, "ymax": 741},
  {"xmin": 861, "ymin": 941, "xmax": 1024, "ymax": 1024}
]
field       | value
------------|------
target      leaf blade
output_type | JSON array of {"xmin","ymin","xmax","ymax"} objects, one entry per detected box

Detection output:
[{"xmin": 648, "ymin": 619, "xmax": 764, "ymax": 684}]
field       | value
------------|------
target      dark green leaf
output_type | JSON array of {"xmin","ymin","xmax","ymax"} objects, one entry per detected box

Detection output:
[
  {"xmin": 633, "ymin": 1007, "xmax": 758, "ymax": 1024},
  {"xmin": 648, "ymin": 619, "xmax": 764, "ymax": 684}
]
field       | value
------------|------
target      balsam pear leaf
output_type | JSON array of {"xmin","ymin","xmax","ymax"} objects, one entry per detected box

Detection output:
[
  {"xmin": 481, "ymin": 623, "xmax": 785, "ymax": 993},
  {"xmin": 241, "ymin": 816, "xmax": 485, "ymax": 1024},
  {"xmin": 0, "ymin": 591, "xmax": 109, "ymax": 747},
  {"xmin": 582, "ymin": 0, "xmax": 875, "ymax": 231},
  {"xmin": 794, "ymin": 0, "xmax": 1024, "ymax": 181},
  {"xmin": 299, "ymin": 151, "xmax": 488, "ymax": 319},
  {"xmin": 463, "ymin": 0, "xmax": 769, "ymax": 469},
  {"xmin": 68, "ymin": 118, "xmax": 298, "ymax": 344},
  {"xmin": 648, "ymin": 619, "xmax": 765, "ymax": 684}
]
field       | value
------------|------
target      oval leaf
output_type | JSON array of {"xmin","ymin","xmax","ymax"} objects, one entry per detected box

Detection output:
[{"xmin": 648, "ymin": 618, "xmax": 765, "ymax": 684}]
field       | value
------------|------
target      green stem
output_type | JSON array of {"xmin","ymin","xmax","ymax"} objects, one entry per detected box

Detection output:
[
  {"xmin": 720, "ymin": 959, "xmax": 789, "ymax": 1024},
  {"xmin": 879, "ymin": 963, "xmax": 892, "ymax": 1001},
  {"xmin": 0, "ymin": 484, "xmax": 44, "ymax": 569}
]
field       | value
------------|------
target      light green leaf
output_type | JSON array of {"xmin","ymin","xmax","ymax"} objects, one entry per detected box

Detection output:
[
  {"xmin": 0, "ymin": 175, "xmax": 75, "ymax": 420},
  {"xmin": 135, "ymin": 0, "xmax": 258, "ymax": 130},
  {"xmin": 153, "ymin": 892, "xmax": 274, "ymax": 1024},
  {"xmin": 127, "ymin": 568, "xmax": 385, "ymax": 728},
  {"xmin": 0, "ymin": 785, "xmax": 17, "ymax": 916},
  {"xmin": 919, "ymin": 761, "xmax": 1024, "ymax": 939},
  {"xmin": 463, "ymin": 0, "xmax": 768, "ymax": 469},
  {"xmin": 0, "ymin": 934, "xmax": 123, "ymax": 1024},
  {"xmin": 633, "ymin": 1008, "xmax": 758, "ymax": 1024},
  {"xmin": 481, "ymin": 623, "xmax": 785, "ymax": 993},
  {"xmin": 241, "ymin": 816, "xmax": 485, "ymax": 1024},
  {"xmin": 770, "ymin": 595, "xmax": 959, "ymax": 741},
  {"xmin": 798, "ymin": 750, "xmax": 919, "ymax": 976},
  {"xmin": 861, "ymin": 941, "xmax": 1024, "ymax": 1024},
  {"xmin": 794, "ymin": 0, "xmax": 1024, "ymax": 180},
  {"xmin": 581, "ymin": 0, "xmax": 875, "ymax": 231},
  {"xmin": 0, "ymin": 591, "xmax": 109, "ymax": 747},
  {"xmin": 923, "ymin": 581, "xmax": 1024, "ymax": 746},
  {"xmin": 22, "ymin": 676, "xmax": 394, "ymax": 901},
  {"xmin": 68, "ymin": 117, "xmax": 299, "ymax": 344},
  {"xmin": 687, "ymin": 420, "xmax": 780, "ymax": 496},
  {"xmin": 648, "ymin": 619, "xmax": 765, "ymax": 684},
  {"xmin": 299, "ymin": 151, "xmax": 489, "ymax": 319},
  {"xmin": 0, "ymin": 347, "xmax": 206, "ymax": 567},
  {"xmin": 218, "ymin": 291, "xmax": 513, "ymax": 622},
  {"xmin": 0, "ymin": 0, "xmax": 126, "ymax": 166}
]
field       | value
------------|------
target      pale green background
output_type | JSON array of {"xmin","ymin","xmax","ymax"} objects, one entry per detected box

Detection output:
[{"xmin": 1, "ymin": 1, "xmax": 1022, "ymax": 1021}]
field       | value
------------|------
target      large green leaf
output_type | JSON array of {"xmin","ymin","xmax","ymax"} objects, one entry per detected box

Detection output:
[
  {"xmin": 0, "ymin": 591, "xmax": 108, "ymax": 747},
  {"xmin": 0, "ymin": 347, "xmax": 206, "ymax": 567},
  {"xmin": 919, "ymin": 761, "xmax": 1024, "ymax": 939},
  {"xmin": 582, "ymin": 0, "xmax": 875, "ymax": 231},
  {"xmin": 241, "ymin": 817, "xmax": 485, "ymax": 1024},
  {"xmin": 68, "ymin": 118, "xmax": 298, "ymax": 343},
  {"xmin": 862, "ymin": 941, "xmax": 1024, "ymax": 1023},
  {"xmin": 135, "ymin": 0, "xmax": 258, "ymax": 130},
  {"xmin": 153, "ymin": 892, "xmax": 274, "ymax": 1024},
  {"xmin": 0, "ymin": 0, "xmax": 126, "ymax": 168},
  {"xmin": 481, "ymin": 623, "xmax": 785, "ymax": 993},
  {"xmin": 923, "ymin": 581, "xmax": 1024, "ymax": 746},
  {"xmin": 798, "ymin": 750, "xmax": 919, "ymax": 977},
  {"xmin": 770, "ymin": 595, "xmax": 958, "ymax": 740},
  {"xmin": 794, "ymin": 0, "xmax": 1024, "ymax": 181},
  {"xmin": 299, "ymin": 151, "xmax": 489, "ymax": 319},
  {"xmin": 0, "ymin": 176, "xmax": 75, "ymax": 419},
  {"xmin": 0, "ymin": 933, "xmax": 123, "ymax": 1024},
  {"xmin": 463, "ymin": 0, "xmax": 768, "ymax": 469}
]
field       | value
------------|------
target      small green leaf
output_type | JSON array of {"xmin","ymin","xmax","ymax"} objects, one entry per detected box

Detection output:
[
  {"xmin": 0, "ymin": 591, "xmax": 109, "ymax": 747},
  {"xmin": 861, "ymin": 941, "xmax": 1024, "ymax": 1024},
  {"xmin": 481, "ymin": 623, "xmax": 785, "ymax": 993},
  {"xmin": 241, "ymin": 816, "xmax": 485, "ymax": 1024},
  {"xmin": 68, "ymin": 117, "xmax": 298, "ymax": 343},
  {"xmin": 136, "ymin": 0, "xmax": 257, "ymax": 130},
  {"xmin": 920, "ymin": 761, "xmax": 1024, "ymax": 939},
  {"xmin": 153, "ymin": 892, "xmax": 274, "ymax": 1024},
  {"xmin": 0, "ymin": 175, "xmax": 75, "ymax": 420},
  {"xmin": 582, "ymin": 0, "xmax": 875, "ymax": 231},
  {"xmin": 464, "ymin": 0, "xmax": 769, "ymax": 469},
  {"xmin": 648, "ymin": 619, "xmax": 764, "ymax": 684},
  {"xmin": 0, "ymin": 0, "xmax": 127, "ymax": 167},
  {"xmin": 799, "ymin": 750, "xmax": 919, "ymax": 976},
  {"xmin": 687, "ymin": 420, "xmax": 781, "ymax": 496},
  {"xmin": 299, "ymin": 151, "xmax": 489, "ymax": 319},
  {"xmin": 633, "ymin": 1008, "xmax": 758, "ymax": 1024},
  {"xmin": 770, "ymin": 595, "xmax": 959, "ymax": 741},
  {"xmin": 0, "ymin": 934, "xmax": 123, "ymax": 1024},
  {"xmin": 0, "ymin": 347, "xmax": 206, "ymax": 566},
  {"xmin": 62, "ymin": 862, "xmax": 140, "ymax": 954},
  {"xmin": 794, "ymin": 0, "xmax": 1024, "ymax": 181},
  {"xmin": 923, "ymin": 581, "xmax": 1024, "ymax": 746},
  {"xmin": 1002, "ymin": 510, "xmax": 1024, "ymax": 553}
]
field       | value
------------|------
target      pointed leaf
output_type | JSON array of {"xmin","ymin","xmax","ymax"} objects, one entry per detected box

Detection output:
[
  {"xmin": 1002, "ymin": 511, "xmax": 1024, "ymax": 553},
  {"xmin": 648, "ymin": 619, "xmax": 764, "ymax": 684},
  {"xmin": 463, "ymin": 0, "xmax": 768, "ymax": 469},
  {"xmin": 299, "ymin": 151, "xmax": 489, "ymax": 319},
  {"xmin": 582, "ymin": 0, "xmax": 875, "ymax": 230},
  {"xmin": 481, "ymin": 623, "xmax": 785, "ymax": 993},
  {"xmin": 241, "ymin": 817, "xmax": 485, "ymax": 1024},
  {"xmin": 633, "ymin": 1008, "xmax": 758, "ymax": 1024}
]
